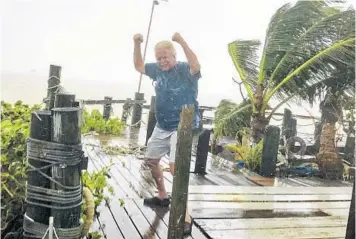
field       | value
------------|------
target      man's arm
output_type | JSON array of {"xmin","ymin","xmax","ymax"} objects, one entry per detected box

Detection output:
[
  {"xmin": 172, "ymin": 32, "xmax": 201, "ymax": 75},
  {"xmin": 133, "ymin": 34, "xmax": 145, "ymax": 74}
]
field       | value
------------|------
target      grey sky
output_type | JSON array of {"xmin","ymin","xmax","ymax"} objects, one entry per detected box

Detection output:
[{"xmin": 1, "ymin": 0, "xmax": 354, "ymax": 110}]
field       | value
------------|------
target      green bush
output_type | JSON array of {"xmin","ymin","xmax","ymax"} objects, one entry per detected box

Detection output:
[{"xmin": 82, "ymin": 109, "xmax": 125, "ymax": 135}]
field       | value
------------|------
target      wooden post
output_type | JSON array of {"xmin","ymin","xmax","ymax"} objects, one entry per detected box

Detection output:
[
  {"xmin": 103, "ymin": 96, "xmax": 112, "ymax": 120},
  {"xmin": 168, "ymin": 105, "xmax": 194, "ymax": 239},
  {"xmin": 25, "ymin": 111, "xmax": 52, "ymax": 232},
  {"xmin": 345, "ymin": 136, "xmax": 355, "ymax": 165},
  {"xmin": 314, "ymin": 121, "xmax": 323, "ymax": 153},
  {"xmin": 121, "ymin": 98, "xmax": 131, "ymax": 123},
  {"xmin": 46, "ymin": 65, "xmax": 61, "ymax": 110},
  {"xmin": 345, "ymin": 181, "xmax": 355, "ymax": 239},
  {"xmin": 289, "ymin": 118, "xmax": 297, "ymax": 138},
  {"xmin": 345, "ymin": 121, "xmax": 355, "ymax": 165},
  {"xmin": 194, "ymin": 129, "xmax": 212, "ymax": 175},
  {"xmin": 72, "ymin": 101, "xmax": 80, "ymax": 107},
  {"xmin": 282, "ymin": 108, "xmax": 292, "ymax": 140},
  {"xmin": 146, "ymin": 96, "xmax": 156, "ymax": 145},
  {"xmin": 260, "ymin": 125, "xmax": 280, "ymax": 177},
  {"xmin": 54, "ymin": 93, "xmax": 75, "ymax": 108},
  {"xmin": 198, "ymin": 108, "xmax": 205, "ymax": 131},
  {"xmin": 131, "ymin": 92, "xmax": 144, "ymax": 127},
  {"xmin": 51, "ymin": 107, "xmax": 82, "ymax": 228}
]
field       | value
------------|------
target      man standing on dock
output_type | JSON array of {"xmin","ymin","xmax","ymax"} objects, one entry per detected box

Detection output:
[{"xmin": 133, "ymin": 32, "xmax": 201, "ymax": 235}]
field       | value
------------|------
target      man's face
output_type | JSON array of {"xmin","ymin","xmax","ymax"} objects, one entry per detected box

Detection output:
[{"xmin": 155, "ymin": 48, "xmax": 176, "ymax": 71}]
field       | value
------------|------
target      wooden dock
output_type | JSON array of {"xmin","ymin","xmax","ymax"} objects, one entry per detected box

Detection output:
[{"xmin": 83, "ymin": 135, "xmax": 353, "ymax": 239}]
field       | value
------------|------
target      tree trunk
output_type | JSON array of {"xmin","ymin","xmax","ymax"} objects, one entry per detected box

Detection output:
[
  {"xmin": 251, "ymin": 113, "xmax": 270, "ymax": 143},
  {"xmin": 316, "ymin": 95, "xmax": 344, "ymax": 179},
  {"xmin": 316, "ymin": 122, "xmax": 343, "ymax": 179}
]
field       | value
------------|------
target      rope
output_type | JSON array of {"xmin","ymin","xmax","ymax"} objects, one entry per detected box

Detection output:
[
  {"xmin": 24, "ymin": 137, "xmax": 84, "ymax": 238},
  {"xmin": 23, "ymin": 214, "xmax": 83, "ymax": 239}
]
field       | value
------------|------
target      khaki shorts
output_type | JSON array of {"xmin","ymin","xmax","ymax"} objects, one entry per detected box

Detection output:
[{"xmin": 145, "ymin": 125, "xmax": 178, "ymax": 163}]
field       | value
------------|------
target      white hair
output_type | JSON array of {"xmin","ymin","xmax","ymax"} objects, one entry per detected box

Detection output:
[{"xmin": 155, "ymin": 41, "xmax": 176, "ymax": 56}]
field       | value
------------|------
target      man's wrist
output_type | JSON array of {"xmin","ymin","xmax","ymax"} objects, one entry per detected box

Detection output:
[
  {"xmin": 134, "ymin": 41, "xmax": 142, "ymax": 46},
  {"xmin": 177, "ymin": 39, "xmax": 187, "ymax": 47}
]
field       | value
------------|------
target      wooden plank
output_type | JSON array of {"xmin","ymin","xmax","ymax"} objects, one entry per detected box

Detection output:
[
  {"xmin": 102, "ymin": 154, "xmax": 153, "ymax": 199},
  {"xmin": 106, "ymin": 192, "xmax": 141, "ymax": 239},
  {"xmin": 85, "ymin": 144, "xmax": 129, "ymax": 198},
  {"xmin": 186, "ymin": 193, "xmax": 352, "ymax": 202},
  {"xmin": 123, "ymin": 199, "xmax": 161, "ymax": 238},
  {"xmin": 84, "ymin": 142, "xmax": 125, "ymax": 238},
  {"xmin": 135, "ymin": 199, "xmax": 194, "ymax": 239},
  {"xmin": 96, "ymin": 200, "xmax": 124, "ymax": 239},
  {"xmin": 195, "ymin": 216, "xmax": 348, "ymax": 231},
  {"xmin": 86, "ymin": 217, "xmax": 105, "ymax": 239},
  {"xmin": 188, "ymin": 201, "xmax": 351, "ymax": 210},
  {"xmin": 123, "ymin": 155, "xmax": 173, "ymax": 192},
  {"xmin": 85, "ymin": 138, "xmax": 143, "ymax": 237},
  {"xmin": 85, "ymin": 137, "xmax": 142, "ymax": 198},
  {"xmin": 322, "ymin": 208, "xmax": 351, "ymax": 217},
  {"xmin": 134, "ymin": 200, "xmax": 170, "ymax": 238},
  {"xmin": 134, "ymin": 199, "xmax": 207, "ymax": 239},
  {"xmin": 292, "ymin": 177, "xmax": 353, "ymax": 187},
  {"xmin": 191, "ymin": 207, "xmax": 337, "ymax": 219},
  {"xmin": 89, "ymin": 151, "xmax": 154, "ymax": 239},
  {"xmin": 205, "ymin": 227, "xmax": 346, "ymax": 239},
  {"xmin": 164, "ymin": 185, "xmax": 353, "ymax": 195}
]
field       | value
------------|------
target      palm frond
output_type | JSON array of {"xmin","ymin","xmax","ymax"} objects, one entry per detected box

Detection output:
[
  {"xmin": 258, "ymin": 2, "xmax": 292, "ymax": 83},
  {"xmin": 262, "ymin": 5, "xmax": 355, "ymax": 111},
  {"xmin": 260, "ymin": 1, "xmax": 330, "ymax": 84},
  {"xmin": 228, "ymin": 40, "xmax": 261, "ymax": 102},
  {"xmin": 214, "ymin": 99, "xmax": 252, "ymax": 138}
]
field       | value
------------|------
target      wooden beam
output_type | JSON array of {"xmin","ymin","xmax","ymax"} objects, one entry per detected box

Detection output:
[
  {"xmin": 82, "ymin": 99, "xmax": 146, "ymax": 105},
  {"xmin": 168, "ymin": 104, "xmax": 195, "ymax": 239}
]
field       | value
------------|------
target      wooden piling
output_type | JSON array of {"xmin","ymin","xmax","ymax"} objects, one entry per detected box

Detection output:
[
  {"xmin": 145, "ymin": 96, "xmax": 156, "ymax": 146},
  {"xmin": 51, "ymin": 107, "xmax": 82, "ymax": 228},
  {"xmin": 168, "ymin": 105, "xmax": 194, "ymax": 239},
  {"xmin": 46, "ymin": 65, "xmax": 61, "ymax": 110},
  {"xmin": 103, "ymin": 96, "xmax": 112, "ymax": 120},
  {"xmin": 282, "ymin": 108, "xmax": 292, "ymax": 139},
  {"xmin": 26, "ymin": 111, "xmax": 52, "ymax": 225},
  {"xmin": 345, "ymin": 121, "xmax": 355, "ymax": 165},
  {"xmin": 194, "ymin": 129, "xmax": 211, "ymax": 175},
  {"xmin": 121, "ymin": 98, "xmax": 131, "ymax": 123},
  {"xmin": 131, "ymin": 92, "xmax": 144, "ymax": 127},
  {"xmin": 260, "ymin": 125, "xmax": 280, "ymax": 177},
  {"xmin": 345, "ymin": 181, "xmax": 355, "ymax": 239},
  {"xmin": 54, "ymin": 93, "xmax": 75, "ymax": 108},
  {"xmin": 198, "ymin": 108, "xmax": 205, "ymax": 131},
  {"xmin": 288, "ymin": 118, "xmax": 297, "ymax": 139},
  {"xmin": 72, "ymin": 101, "xmax": 80, "ymax": 107}
]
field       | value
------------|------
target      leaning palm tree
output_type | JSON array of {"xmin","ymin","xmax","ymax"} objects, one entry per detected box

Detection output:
[
  {"xmin": 226, "ymin": 0, "xmax": 355, "ymax": 143},
  {"xmin": 301, "ymin": 63, "xmax": 355, "ymax": 178}
]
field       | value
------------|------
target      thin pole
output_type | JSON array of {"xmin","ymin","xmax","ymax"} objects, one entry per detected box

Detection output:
[{"xmin": 137, "ymin": 0, "xmax": 157, "ymax": 93}]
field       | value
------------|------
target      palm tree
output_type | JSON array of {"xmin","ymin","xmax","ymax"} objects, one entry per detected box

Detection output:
[
  {"xmin": 303, "ymin": 64, "xmax": 355, "ymax": 178},
  {"xmin": 214, "ymin": 99, "xmax": 252, "ymax": 142},
  {"xmin": 226, "ymin": 0, "xmax": 355, "ymax": 143}
]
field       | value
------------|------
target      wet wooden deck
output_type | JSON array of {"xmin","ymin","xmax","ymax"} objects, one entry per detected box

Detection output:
[{"xmin": 83, "ymin": 134, "xmax": 352, "ymax": 239}]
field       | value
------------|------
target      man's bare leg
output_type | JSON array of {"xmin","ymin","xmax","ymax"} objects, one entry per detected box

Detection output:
[
  {"xmin": 145, "ymin": 159, "xmax": 168, "ymax": 199},
  {"xmin": 169, "ymin": 162, "xmax": 191, "ymax": 223}
]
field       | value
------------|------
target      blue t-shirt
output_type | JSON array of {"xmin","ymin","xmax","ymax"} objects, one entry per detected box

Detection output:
[{"xmin": 145, "ymin": 61, "xmax": 201, "ymax": 131}]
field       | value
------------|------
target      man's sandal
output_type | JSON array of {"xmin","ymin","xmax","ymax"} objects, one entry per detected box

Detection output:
[{"xmin": 143, "ymin": 196, "xmax": 171, "ymax": 207}]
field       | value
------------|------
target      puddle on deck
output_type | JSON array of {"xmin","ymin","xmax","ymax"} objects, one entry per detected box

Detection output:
[{"xmin": 240, "ymin": 209, "xmax": 330, "ymax": 218}]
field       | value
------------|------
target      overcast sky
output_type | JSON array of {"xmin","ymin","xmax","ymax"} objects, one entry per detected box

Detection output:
[{"xmin": 1, "ymin": 0, "xmax": 355, "ymax": 110}]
